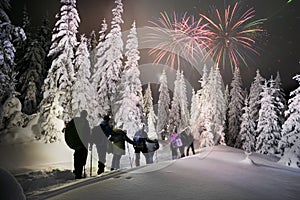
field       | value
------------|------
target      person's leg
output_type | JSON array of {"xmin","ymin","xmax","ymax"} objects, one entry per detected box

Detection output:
[
  {"xmin": 114, "ymin": 154, "xmax": 122, "ymax": 169},
  {"xmin": 143, "ymin": 152, "xmax": 151, "ymax": 164},
  {"xmin": 179, "ymin": 146, "xmax": 185, "ymax": 158},
  {"xmin": 96, "ymin": 145, "xmax": 107, "ymax": 174},
  {"xmin": 191, "ymin": 142, "xmax": 195, "ymax": 155},
  {"xmin": 81, "ymin": 147, "xmax": 88, "ymax": 177},
  {"xmin": 148, "ymin": 152, "xmax": 154, "ymax": 164},
  {"xmin": 74, "ymin": 148, "xmax": 87, "ymax": 179},
  {"xmin": 186, "ymin": 145, "xmax": 190, "ymax": 156},
  {"xmin": 171, "ymin": 145, "xmax": 178, "ymax": 160},
  {"xmin": 73, "ymin": 150, "xmax": 82, "ymax": 178},
  {"xmin": 135, "ymin": 151, "xmax": 141, "ymax": 167}
]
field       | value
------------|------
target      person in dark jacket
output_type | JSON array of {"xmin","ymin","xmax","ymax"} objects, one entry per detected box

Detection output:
[
  {"xmin": 92, "ymin": 115, "xmax": 115, "ymax": 175},
  {"xmin": 70, "ymin": 110, "xmax": 90, "ymax": 179},
  {"xmin": 110, "ymin": 128, "xmax": 135, "ymax": 170},
  {"xmin": 186, "ymin": 133, "xmax": 195, "ymax": 156},
  {"xmin": 133, "ymin": 125, "xmax": 158, "ymax": 166}
]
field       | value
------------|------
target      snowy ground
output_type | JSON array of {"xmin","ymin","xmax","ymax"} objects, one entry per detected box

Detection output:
[{"xmin": 20, "ymin": 145, "xmax": 300, "ymax": 200}]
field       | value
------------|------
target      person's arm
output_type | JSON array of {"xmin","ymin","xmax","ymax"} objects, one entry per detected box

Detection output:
[
  {"xmin": 145, "ymin": 138, "xmax": 157, "ymax": 143},
  {"xmin": 125, "ymin": 134, "xmax": 135, "ymax": 145}
]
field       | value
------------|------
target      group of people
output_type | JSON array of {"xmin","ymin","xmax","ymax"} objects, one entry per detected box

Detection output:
[
  {"xmin": 64, "ymin": 111, "xmax": 159, "ymax": 179},
  {"xmin": 64, "ymin": 110, "xmax": 196, "ymax": 179},
  {"xmin": 169, "ymin": 127, "xmax": 195, "ymax": 160}
]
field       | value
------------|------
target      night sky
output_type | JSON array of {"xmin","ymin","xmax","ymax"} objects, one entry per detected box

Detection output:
[{"xmin": 8, "ymin": 0, "xmax": 300, "ymax": 94}]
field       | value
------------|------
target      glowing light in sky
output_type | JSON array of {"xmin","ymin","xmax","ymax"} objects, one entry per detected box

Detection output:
[
  {"xmin": 200, "ymin": 2, "xmax": 266, "ymax": 69},
  {"xmin": 147, "ymin": 12, "xmax": 212, "ymax": 69}
]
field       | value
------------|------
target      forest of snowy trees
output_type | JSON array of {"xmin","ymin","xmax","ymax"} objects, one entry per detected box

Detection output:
[{"xmin": 0, "ymin": 0, "xmax": 299, "ymax": 168}]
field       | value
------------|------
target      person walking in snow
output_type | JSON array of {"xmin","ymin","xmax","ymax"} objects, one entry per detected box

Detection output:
[
  {"xmin": 91, "ymin": 115, "xmax": 115, "ymax": 175},
  {"xmin": 186, "ymin": 133, "xmax": 195, "ymax": 156},
  {"xmin": 65, "ymin": 110, "xmax": 90, "ymax": 179},
  {"xmin": 133, "ymin": 125, "xmax": 159, "ymax": 166},
  {"xmin": 169, "ymin": 126, "xmax": 184, "ymax": 160},
  {"xmin": 110, "ymin": 128, "xmax": 135, "ymax": 170}
]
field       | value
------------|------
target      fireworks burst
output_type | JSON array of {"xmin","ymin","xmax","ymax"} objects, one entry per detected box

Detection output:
[
  {"xmin": 200, "ymin": 2, "xmax": 266, "ymax": 69},
  {"xmin": 146, "ymin": 12, "xmax": 212, "ymax": 69}
]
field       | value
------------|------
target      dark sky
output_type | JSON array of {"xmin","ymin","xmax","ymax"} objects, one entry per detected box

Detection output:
[{"xmin": 8, "ymin": 0, "xmax": 300, "ymax": 94}]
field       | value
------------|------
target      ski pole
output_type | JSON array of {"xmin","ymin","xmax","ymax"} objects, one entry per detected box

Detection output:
[{"xmin": 90, "ymin": 143, "xmax": 93, "ymax": 177}]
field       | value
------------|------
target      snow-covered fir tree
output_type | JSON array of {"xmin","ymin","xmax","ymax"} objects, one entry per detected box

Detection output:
[
  {"xmin": 114, "ymin": 21, "xmax": 143, "ymax": 137},
  {"xmin": 147, "ymin": 107, "xmax": 157, "ymax": 138},
  {"xmin": 209, "ymin": 67, "xmax": 226, "ymax": 145},
  {"xmin": 0, "ymin": 0, "xmax": 26, "ymax": 128},
  {"xmin": 238, "ymin": 96, "xmax": 256, "ymax": 153},
  {"xmin": 39, "ymin": 92, "xmax": 65, "ymax": 143},
  {"xmin": 274, "ymin": 72, "xmax": 287, "ymax": 128},
  {"xmin": 248, "ymin": 69, "xmax": 265, "ymax": 131},
  {"xmin": 41, "ymin": 0, "xmax": 80, "ymax": 142},
  {"xmin": 97, "ymin": 0, "xmax": 124, "ymax": 119},
  {"xmin": 279, "ymin": 74, "xmax": 300, "ymax": 168},
  {"xmin": 223, "ymin": 84, "xmax": 230, "ymax": 136},
  {"xmin": 179, "ymin": 71, "xmax": 190, "ymax": 131},
  {"xmin": 189, "ymin": 89, "xmax": 198, "ymax": 135},
  {"xmin": 168, "ymin": 70, "xmax": 181, "ymax": 134},
  {"xmin": 256, "ymin": 80, "xmax": 282, "ymax": 155},
  {"xmin": 17, "ymin": 34, "xmax": 46, "ymax": 114},
  {"xmin": 199, "ymin": 67, "xmax": 226, "ymax": 147},
  {"xmin": 38, "ymin": 14, "xmax": 52, "ymax": 80},
  {"xmin": 227, "ymin": 68, "xmax": 244, "ymax": 147},
  {"xmin": 72, "ymin": 35, "xmax": 96, "ymax": 126},
  {"xmin": 0, "ymin": 0, "xmax": 26, "ymax": 103},
  {"xmin": 88, "ymin": 30, "xmax": 98, "ymax": 75},
  {"xmin": 191, "ymin": 64, "xmax": 210, "ymax": 140},
  {"xmin": 156, "ymin": 69, "xmax": 170, "ymax": 134},
  {"xmin": 143, "ymin": 83, "xmax": 156, "ymax": 132},
  {"xmin": 91, "ymin": 19, "xmax": 109, "ymax": 120}
]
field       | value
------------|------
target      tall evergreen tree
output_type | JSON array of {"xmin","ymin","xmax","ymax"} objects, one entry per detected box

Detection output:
[
  {"xmin": 0, "ymin": 0, "xmax": 26, "ymax": 128},
  {"xmin": 210, "ymin": 67, "xmax": 226, "ymax": 145},
  {"xmin": 19, "ymin": 38, "xmax": 46, "ymax": 114},
  {"xmin": 256, "ymin": 80, "xmax": 282, "ymax": 155},
  {"xmin": 199, "ymin": 67, "xmax": 226, "ymax": 147},
  {"xmin": 72, "ymin": 35, "xmax": 95, "ymax": 125},
  {"xmin": 97, "ymin": 0, "xmax": 124, "ymax": 119},
  {"xmin": 88, "ymin": 30, "xmax": 98, "ymax": 75},
  {"xmin": 227, "ymin": 68, "xmax": 244, "ymax": 147},
  {"xmin": 274, "ymin": 72, "xmax": 287, "ymax": 128},
  {"xmin": 0, "ymin": 0, "xmax": 26, "ymax": 103},
  {"xmin": 238, "ymin": 96, "xmax": 256, "ymax": 153},
  {"xmin": 143, "ymin": 83, "xmax": 154, "ymax": 124},
  {"xmin": 114, "ymin": 21, "xmax": 143, "ymax": 137},
  {"xmin": 189, "ymin": 89, "xmax": 198, "ymax": 135},
  {"xmin": 91, "ymin": 19, "xmax": 108, "ymax": 120},
  {"xmin": 41, "ymin": 0, "xmax": 80, "ymax": 142},
  {"xmin": 279, "ymin": 74, "xmax": 300, "ymax": 168},
  {"xmin": 168, "ymin": 70, "xmax": 181, "ymax": 134},
  {"xmin": 179, "ymin": 71, "xmax": 189, "ymax": 131},
  {"xmin": 156, "ymin": 69, "xmax": 170, "ymax": 134},
  {"xmin": 42, "ymin": 0, "xmax": 80, "ymax": 121},
  {"xmin": 248, "ymin": 70, "xmax": 265, "ymax": 131},
  {"xmin": 191, "ymin": 64, "xmax": 209, "ymax": 140},
  {"xmin": 38, "ymin": 14, "xmax": 52, "ymax": 81}
]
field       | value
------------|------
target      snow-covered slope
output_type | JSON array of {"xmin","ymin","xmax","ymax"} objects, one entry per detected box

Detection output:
[{"xmin": 34, "ymin": 145, "xmax": 300, "ymax": 200}]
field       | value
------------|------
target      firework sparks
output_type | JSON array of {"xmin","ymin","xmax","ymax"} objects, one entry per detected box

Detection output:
[
  {"xmin": 200, "ymin": 2, "xmax": 266, "ymax": 69},
  {"xmin": 146, "ymin": 12, "xmax": 212, "ymax": 69}
]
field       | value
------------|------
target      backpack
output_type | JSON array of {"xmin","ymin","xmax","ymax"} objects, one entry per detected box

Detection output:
[
  {"xmin": 133, "ymin": 130, "xmax": 146, "ymax": 150},
  {"xmin": 64, "ymin": 119, "xmax": 84, "ymax": 150},
  {"xmin": 171, "ymin": 134, "xmax": 183, "ymax": 148},
  {"xmin": 146, "ymin": 140, "xmax": 160, "ymax": 152}
]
